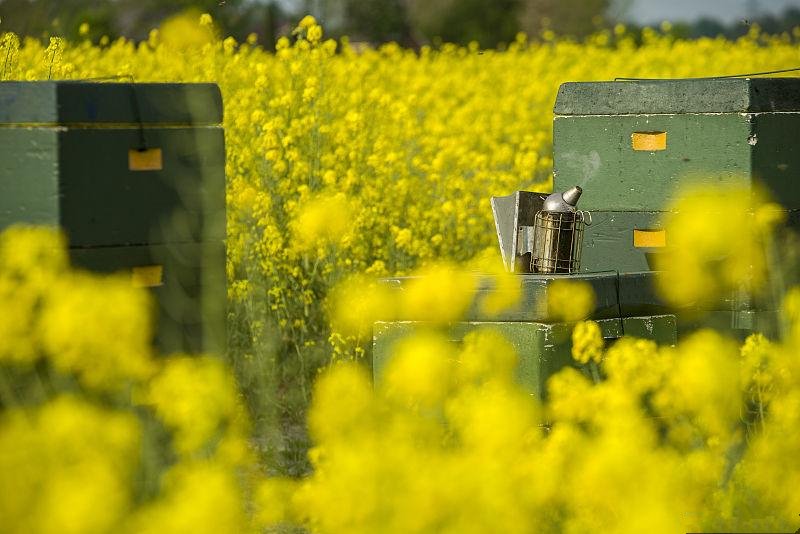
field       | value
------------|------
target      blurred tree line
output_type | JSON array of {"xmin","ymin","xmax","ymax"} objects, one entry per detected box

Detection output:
[
  {"xmin": 0, "ymin": 0, "xmax": 613, "ymax": 48},
  {"xmin": 1, "ymin": 0, "xmax": 799, "ymax": 49},
  {"xmin": 0, "ymin": 0, "xmax": 285, "ymax": 45},
  {"xmin": 673, "ymin": 8, "xmax": 800, "ymax": 39}
]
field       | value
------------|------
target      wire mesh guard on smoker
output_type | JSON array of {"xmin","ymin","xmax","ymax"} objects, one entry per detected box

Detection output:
[
  {"xmin": 532, "ymin": 210, "xmax": 586, "ymax": 273},
  {"xmin": 532, "ymin": 186, "xmax": 585, "ymax": 274}
]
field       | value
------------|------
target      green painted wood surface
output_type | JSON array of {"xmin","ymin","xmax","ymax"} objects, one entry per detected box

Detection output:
[
  {"xmin": 69, "ymin": 241, "xmax": 226, "ymax": 354},
  {"xmin": 580, "ymin": 211, "xmax": 662, "ymax": 273},
  {"xmin": 677, "ymin": 310, "xmax": 779, "ymax": 341},
  {"xmin": 618, "ymin": 314, "xmax": 678, "ymax": 344},
  {"xmin": 553, "ymin": 80, "xmax": 800, "ymax": 213},
  {"xmin": 0, "ymin": 83, "xmax": 57, "ymax": 123},
  {"xmin": 0, "ymin": 83, "xmax": 226, "ymax": 247},
  {"xmin": 751, "ymin": 113, "xmax": 800, "ymax": 204},
  {"xmin": 579, "ymin": 210, "xmax": 798, "ymax": 284},
  {"xmin": 553, "ymin": 113, "xmax": 753, "ymax": 211},
  {"xmin": 0, "ymin": 127, "xmax": 225, "ymax": 246},
  {"xmin": 0, "ymin": 128, "xmax": 60, "ymax": 226},
  {"xmin": 0, "ymin": 82, "xmax": 222, "ymax": 125},
  {"xmin": 554, "ymin": 79, "xmax": 800, "ymax": 115},
  {"xmin": 57, "ymin": 127, "xmax": 225, "ymax": 246},
  {"xmin": 373, "ymin": 315, "xmax": 677, "ymax": 399}
]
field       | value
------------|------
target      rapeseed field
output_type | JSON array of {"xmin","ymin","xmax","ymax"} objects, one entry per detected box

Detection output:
[{"xmin": 2, "ymin": 13, "xmax": 800, "ymax": 533}]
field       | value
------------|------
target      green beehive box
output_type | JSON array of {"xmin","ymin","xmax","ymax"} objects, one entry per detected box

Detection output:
[
  {"xmin": 373, "ymin": 273, "xmax": 677, "ymax": 398},
  {"xmin": 374, "ymin": 316, "xmax": 676, "ymax": 399},
  {"xmin": 0, "ymin": 81, "xmax": 226, "ymax": 354},
  {"xmin": 553, "ymin": 78, "xmax": 800, "ymax": 274}
]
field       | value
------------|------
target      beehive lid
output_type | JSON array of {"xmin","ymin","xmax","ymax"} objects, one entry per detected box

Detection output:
[
  {"xmin": 0, "ymin": 82, "xmax": 223, "ymax": 125},
  {"xmin": 554, "ymin": 78, "xmax": 800, "ymax": 115}
]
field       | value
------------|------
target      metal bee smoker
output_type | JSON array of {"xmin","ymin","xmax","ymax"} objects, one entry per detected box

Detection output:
[
  {"xmin": 491, "ymin": 186, "xmax": 587, "ymax": 274},
  {"xmin": 532, "ymin": 186, "xmax": 586, "ymax": 274}
]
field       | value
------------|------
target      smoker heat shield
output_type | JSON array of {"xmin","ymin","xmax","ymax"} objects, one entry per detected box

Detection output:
[{"xmin": 490, "ymin": 191, "xmax": 547, "ymax": 273}]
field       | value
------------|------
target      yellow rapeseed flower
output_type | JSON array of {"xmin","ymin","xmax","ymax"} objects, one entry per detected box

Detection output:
[
  {"xmin": 545, "ymin": 279, "xmax": 596, "ymax": 322},
  {"xmin": 455, "ymin": 329, "xmax": 518, "ymax": 385},
  {"xmin": 306, "ymin": 24, "xmax": 323, "ymax": 44},
  {"xmin": 39, "ymin": 271, "xmax": 156, "ymax": 389},
  {"xmin": 656, "ymin": 184, "xmax": 779, "ymax": 308},
  {"xmin": 298, "ymin": 15, "xmax": 316, "ymax": 29},
  {"xmin": 291, "ymin": 192, "xmax": 352, "ymax": 252},
  {"xmin": 131, "ymin": 462, "xmax": 248, "ymax": 534},
  {"xmin": 571, "ymin": 320, "xmax": 603, "ymax": 365},
  {"xmin": 381, "ymin": 331, "xmax": 456, "ymax": 407},
  {"xmin": 398, "ymin": 263, "xmax": 477, "ymax": 324},
  {"xmin": 0, "ymin": 226, "xmax": 68, "ymax": 364},
  {"xmin": 159, "ymin": 12, "xmax": 215, "ymax": 49},
  {"xmin": 327, "ymin": 274, "xmax": 397, "ymax": 339},
  {"xmin": 144, "ymin": 355, "xmax": 246, "ymax": 457},
  {"xmin": 307, "ymin": 363, "xmax": 374, "ymax": 443},
  {"xmin": 654, "ymin": 330, "xmax": 741, "ymax": 442},
  {"xmin": 0, "ymin": 396, "xmax": 140, "ymax": 534}
]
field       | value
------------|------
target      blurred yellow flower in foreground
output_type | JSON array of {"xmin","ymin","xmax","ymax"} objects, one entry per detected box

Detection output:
[
  {"xmin": 0, "ymin": 226, "xmax": 67, "ymax": 364},
  {"xmin": 603, "ymin": 337, "xmax": 665, "ymax": 394},
  {"xmin": 0, "ymin": 226, "xmax": 256, "ymax": 532},
  {"xmin": 656, "ymin": 184, "xmax": 782, "ymax": 308},
  {"xmin": 0, "ymin": 226, "xmax": 156, "ymax": 388},
  {"xmin": 328, "ymin": 274, "xmax": 397, "ymax": 339},
  {"xmin": 381, "ymin": 331, "xmax": 456, "ymax": 407},
  {"xmin": 0, "ymin": 225, "xmax": 67, "ymax": 288},
  {"xmin": 39, "ymin": 271, "xmax": 156, "ymax": 389},
  {"xmin": 654, "ymin": 330, "xmax": 741, "ymax": 442},
  {"xmin": 144, "ymin": 355, "xmax": 248, "ymax": 459},
  {"xmin": 0, "ymin": 396, "xmax": 140, "ymax": 534},
  {"xmin": 297, "ymin": 15, "xmax": 317, "ymax": 29},
  {"xmin": 292, "ymin": 193, "xmax": 352, "ymax": 252},
  {"xmin": 468, "ymin": 247, "xmax": 522, "ymax": 317},
  {"xmin": 131, "ymin": 462, "xmax": 248, "ymax": 534},
  {"xmin": 545, "ymin": 279, "xmax": 595, "ymax": 322},
  {"xmin": 159, "ymin": 11, "xmax": 216, "ymax": 49},
  {"xmin": 456, "ymin": 329, "xmax": 518, "ymax": 385},
  {"xmin": 307, "ymin": 362, "xmax": 374, "ymax": 443},
  {"xmin": 399, "ymin": 263, "xmax": 477, "ymax": 324}
]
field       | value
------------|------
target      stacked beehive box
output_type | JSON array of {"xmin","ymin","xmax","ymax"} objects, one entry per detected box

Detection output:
[
  {"xmin": 0, "ymin": 82, "xmax": 226, "ymax": 354},
  {"xmin": 553, "ymin": 78, "xmax": 800, "ymax": 337},
  {"xmin": 374, "ymin": 273, "xmax": 675, "ymax": 399}
]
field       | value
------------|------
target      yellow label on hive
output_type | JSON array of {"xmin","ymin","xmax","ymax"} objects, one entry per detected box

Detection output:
[
  {"xmin": 633, "ymin": 229, "xmax": 666, "ymax": 248},
  {"xmin": 128, "ymin": 148, "xmax": 163, "ymax": 171},
  {"xmin": 131, "ymin": 265, "xmax": 163, "ymax": 287},
  {"xmin": 631, "ymin": 132, "xmax": 667, "ymax": 151}
]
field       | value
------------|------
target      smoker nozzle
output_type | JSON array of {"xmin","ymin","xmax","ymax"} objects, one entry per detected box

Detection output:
[
  {"xmin": 562, "ymin": 186, "xmax": 582, "ymax": 207},
  {"xmin": 542, "ymin": 185, "xmax": 583, "ymax": 213}
]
